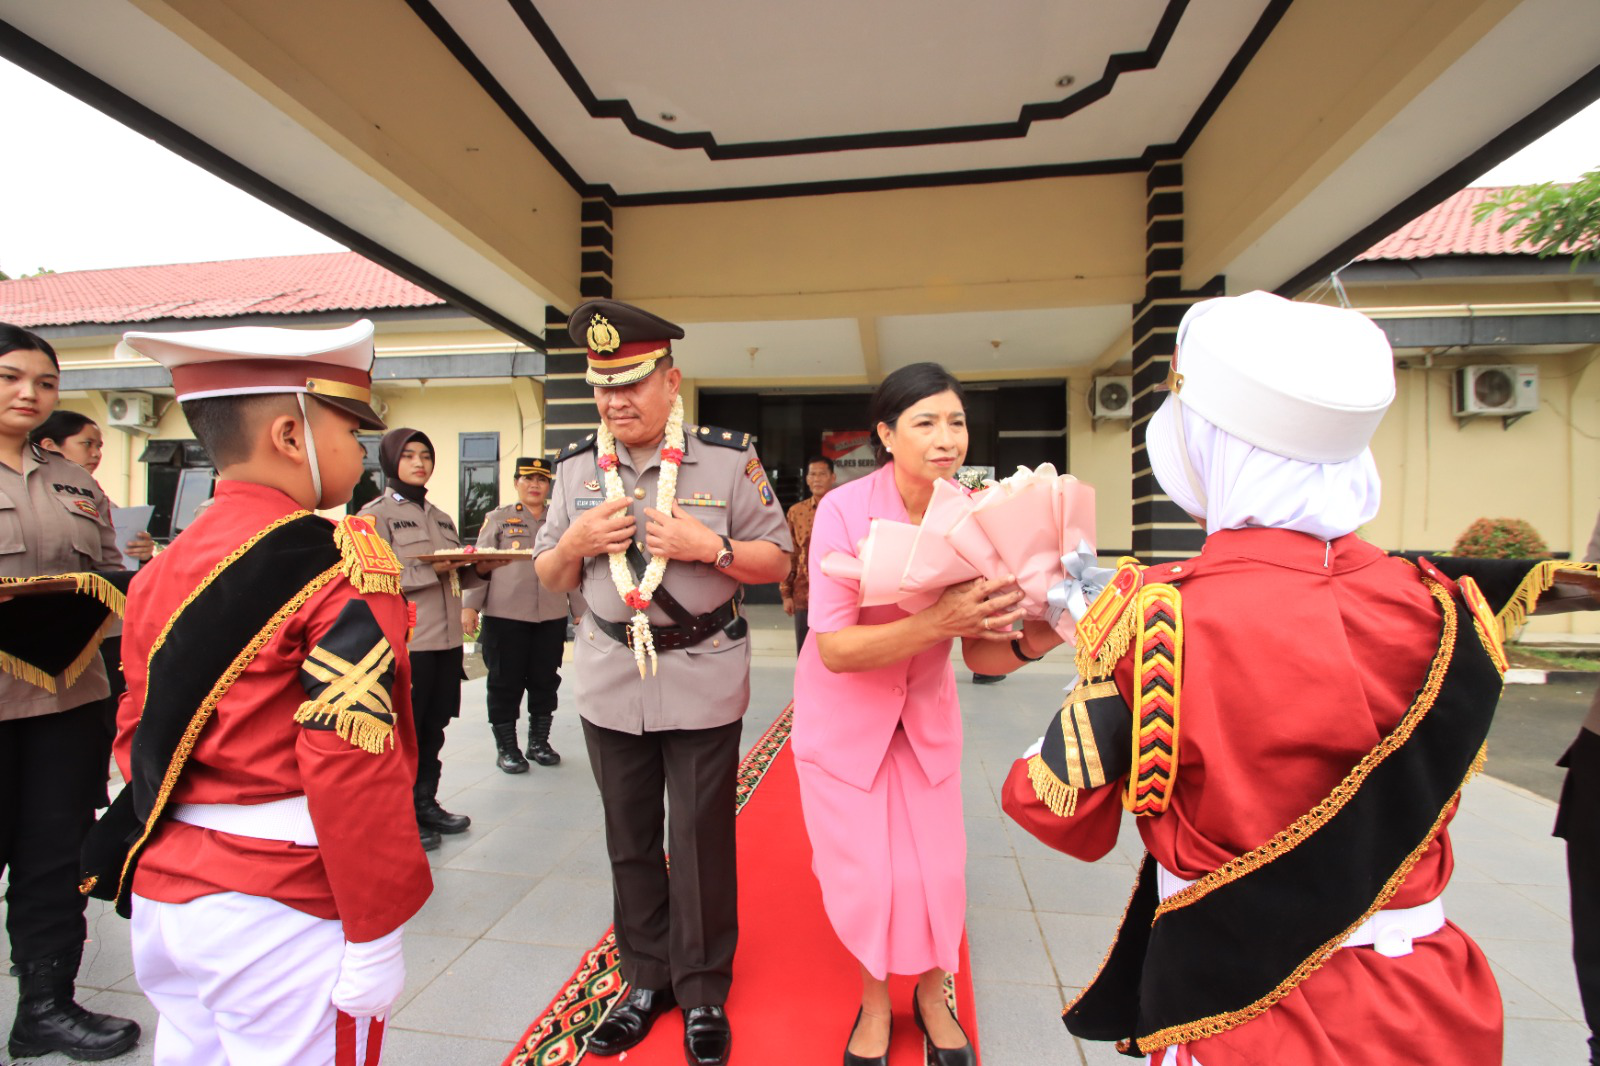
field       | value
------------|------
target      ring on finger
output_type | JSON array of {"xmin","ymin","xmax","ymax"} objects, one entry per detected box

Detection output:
[{"xmin": 982, "ymin": 616, "xmax": 991, "ymax": 631}]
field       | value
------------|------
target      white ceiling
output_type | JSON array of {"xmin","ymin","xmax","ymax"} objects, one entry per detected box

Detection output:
[{"xmin": 428, "ymin": 0, "xmax": 1274, "ymax": 196}]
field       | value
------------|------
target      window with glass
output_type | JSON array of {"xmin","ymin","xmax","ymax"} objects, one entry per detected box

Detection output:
[
  {"xmin": 347, "ymin": 434, "xmax": 385, "ymax": 514},
  {"xmin": 459, "ymin": 432, "xmax": 500, "ymax": 540},
  {"xmin": 141, "ymin": 439, "xmax": 215, "ymax": 540}
]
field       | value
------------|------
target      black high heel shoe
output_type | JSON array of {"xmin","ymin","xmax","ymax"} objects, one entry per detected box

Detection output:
[
  {"xmin": 843, "ymin": 1007, "xmax": 891, "ymax": 1066},
  {"xmin": 912, "ymin": 987, "xmax": 977, "ymax": 1066}
]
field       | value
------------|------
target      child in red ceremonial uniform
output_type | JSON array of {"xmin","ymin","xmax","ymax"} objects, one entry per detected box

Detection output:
[
  {"xmin": 109, "ymin": 321, "xmax": 432, "ymax": 1066},
  {"xmin": 992, "ymin": 292, "xmax": 1505, "ymax": 1065}
]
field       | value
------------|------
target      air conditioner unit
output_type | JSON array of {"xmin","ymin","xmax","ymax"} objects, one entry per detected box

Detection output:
[
  {"xmin": 105, "ymin": 391, "xmax": 157, "ymax": 433},
  {"xmin": 1091, "ymin": 376, "xmax": 1133, "ymax": 420},
  {"xmin": 1454, "ymin": 365, "xmax": 1538, "ymax": 417}
]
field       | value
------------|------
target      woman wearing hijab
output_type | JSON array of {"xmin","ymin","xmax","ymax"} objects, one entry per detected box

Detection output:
[
  {"xmin": 0, "ymin": 324, "xmax": 142, "ymax": 1060},
  {"xmin": 359, "ymin": 427, "xmax": 501, "ymax": 850},
  {"xmin": 1001, "ymin": 292, "xmax": 1503, "ymax": 1065}
]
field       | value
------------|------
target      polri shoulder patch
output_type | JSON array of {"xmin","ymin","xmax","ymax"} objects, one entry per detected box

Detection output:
[
  {"xmin": 691, "ymin": 424, "xmax": 757, "ymax": 451},
  {"xmin": 334, "ymin": 515, "xmax": 404, "ymax": 596},
  {"xmin": 556, "ymin": 434, "xmax": 598, "ymax": 463}
]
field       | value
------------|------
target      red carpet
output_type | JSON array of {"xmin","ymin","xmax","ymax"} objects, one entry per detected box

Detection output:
[{"xmin": 505, "ymin": 706, "xmax": 982, "ymax": 1065}]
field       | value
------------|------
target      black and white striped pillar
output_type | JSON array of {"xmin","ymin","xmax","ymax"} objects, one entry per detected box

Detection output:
[{"xmin": 542, "ymin": 195, "xmax": 615, "ymax": 457}]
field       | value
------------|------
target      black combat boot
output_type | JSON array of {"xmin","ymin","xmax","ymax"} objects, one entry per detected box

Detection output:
[
  {"xmin": 525, "ymin": 713, "xmax": 561, "ymax": 766},
  {"xmin": 8, "ymin": 950, "xmax": 140, "ymax": 1061},
  {"xmin": 492, "ymin": 721, "xmax": 529, "ymax": 774},
  {"xmin": 414, "ymin": 782, "xmax": 471, "ymax": 834}
]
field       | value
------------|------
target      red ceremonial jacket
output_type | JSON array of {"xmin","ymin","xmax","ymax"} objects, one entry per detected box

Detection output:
[
  {"xmin": 1003, "ymin": 528, "xmax": 1502, "ymax": 1066},
  {"xmin": 115, "ymin": 481, "xmax": 432, "ymax": 943}
]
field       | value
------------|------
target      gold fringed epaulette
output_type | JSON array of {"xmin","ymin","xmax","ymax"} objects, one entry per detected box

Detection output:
[
  {"xmin": 1074, "ymin": 557, "xmax": 1145, "ymax": 681},
  {"xmin": 1498, "ymin": 559, "xmax": 1600, "ymax": 637},
  {"xmin": 293, "ymin": 698, "xmax": 393, "ymax": 754},
  {"xmin": 1027, "ymin": 753, "xmax": 1079, "ymax": 817},
  {"xmin": 334, "ymin": 515, "xmax": 404, "ymax": 596}
]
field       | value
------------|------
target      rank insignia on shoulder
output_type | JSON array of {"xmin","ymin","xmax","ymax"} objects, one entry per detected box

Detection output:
[
  {"xmin": 557, "ymin": 434, "xmax": 598, "ymax": 463},
  {"xmin": 1027, "ymin": 679, "xmax": 1131, "ymax": 817},
  {"xmin": 293, "ymin": 599, "xmax": 396, "ymax": 754},
  {"xmin": 694, "ymin": 424, "xmax": 756, "ymax": 451},
  {"xmin": 334, "ymin": 515, "xmax": 404, "ymax": 596},
  {"xmin": 1074, "ymin": 557, "xmax": 1144, "ymax": 681},
  {"xmin": 1125, "ymin": 581, "xmax": 1182, "ymax": 816}
]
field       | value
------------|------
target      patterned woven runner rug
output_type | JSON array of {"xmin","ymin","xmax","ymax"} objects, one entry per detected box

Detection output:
[{"xmin": 502, "ymin": 703, "xmax": 981, "ymax": 1065}]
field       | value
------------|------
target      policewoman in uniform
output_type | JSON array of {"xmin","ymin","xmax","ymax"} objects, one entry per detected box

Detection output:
[
  {"xmin": 0, "ymin": 323, "xmax": 141, "ymax": 1061},
  {"xmin": 534, "ymin": 300, "xmax": 791, "ymax": 1066},
  {"xmin": 462, "ymin": 456, "xmax": 571, "ymax": 772},
  {"xmin": 1001, "ymin": 292, "xmax": 1504, "ymax": 1065},
  {"xmin": 360, "ymin": 429, "xmax": 498, "ymax": 850}
]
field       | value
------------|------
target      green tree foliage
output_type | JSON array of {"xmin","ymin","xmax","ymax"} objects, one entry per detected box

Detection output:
[{"xmin": 1473, "ymin": 168, "xmax": 1600, "ymax": 265}]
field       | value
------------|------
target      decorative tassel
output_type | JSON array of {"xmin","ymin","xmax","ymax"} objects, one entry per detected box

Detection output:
[
  {"xmin": 293, "ymin": 700, "xmax": 393, "ymax": 754},
  {"xmin": 1468, "ymin": 741, "xmax": 1489, "ymax": 779},
  {"xmin": 0, "ymin": 649, "xmax": 57, "ymax": 692},
  {"xmin": 333, "ymin": 517, "xmax": 404, "ymax": 596},
  {"xmin": 1027, "ymin": 753, "xmax": 1080, "ymax": 817},
  {"xmin": 57, "ymin": 615, "xmax": 115, "ymax": 691},
  {"xmin": 1076, "ymin": 607, "xmax": 1136, "ymax": 682},
  {"xmin": 1496, "ymin": 560, "xmax": 1600, "ymax": 638},
  {"xmin": 72, "ymin": 572, "xmax": 126, "ymax": 617},
  {"xmin": 449, "ymin": 570, "xmax": 461, "ymax": 601}
]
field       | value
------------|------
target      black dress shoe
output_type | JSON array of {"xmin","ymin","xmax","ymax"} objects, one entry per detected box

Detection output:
[
  {"xmin": 682, "ymin": 1005, "xmax": 731, "ymax": 1066},
  {"xmin": 416, "ymin": 798, "xmax": 471, "ymax": 834},
  {"xmin": 586, "ymin": 987, "xmax": 675, "ymax": 1057},
  {"xmin": 912, "ymin": 989, "xmax": 975, "ymax": 1066},
  {"xmin": 971, "ymin": 673, "xmax": 1006, "ymax": 685},
  {"xmin": 843, "ymin": 1007, "xmax": 890, "ymax": 1066}
]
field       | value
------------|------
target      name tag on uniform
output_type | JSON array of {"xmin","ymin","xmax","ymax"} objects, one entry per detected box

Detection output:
[{"xmin": 574, "ymin": 497, "xmax": 604, "ymax": 511}]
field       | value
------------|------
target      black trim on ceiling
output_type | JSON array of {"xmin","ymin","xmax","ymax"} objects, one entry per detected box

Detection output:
[
  {"xmin": 0, "ymin": 18, "xmax": 546, "ymax": 354},
  {"xmin": 409, "ymin": 0, "xmax": 1295, "ymax": 205},
  {"xmin": 504, "ymin": 0, "xmax": 1193, "ymax": 160},
  {"xmin": 1276, "ymin": 63, "xmax": 1600, "ymax": 301},
  {"xmin": 1175, "ymin": 0, "xmax": 1293, "ymax": 153}
]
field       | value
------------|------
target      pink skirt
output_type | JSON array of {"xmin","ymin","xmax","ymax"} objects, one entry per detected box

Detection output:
[{"xmin": 794, "ymin": 729, "xmax": 966, "ymax": 980}]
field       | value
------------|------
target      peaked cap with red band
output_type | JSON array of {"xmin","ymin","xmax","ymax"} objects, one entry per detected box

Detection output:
[
  {"xmin": 117, "ymin": 319, "xmax": 386, "ymax": 431},
  {"xmin": 568, "ymin": 299, "xmax": 684, "ymax": 388}
]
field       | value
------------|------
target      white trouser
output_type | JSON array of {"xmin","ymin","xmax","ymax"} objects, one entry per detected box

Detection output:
[{"xmin": 133, "ymin": 891, "xmax": 382, "ymax": 1066}]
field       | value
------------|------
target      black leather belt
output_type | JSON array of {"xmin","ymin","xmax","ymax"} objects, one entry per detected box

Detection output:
[{"xmin": 589, "ymin": 599, "xmax": 742, "ymax": 652}]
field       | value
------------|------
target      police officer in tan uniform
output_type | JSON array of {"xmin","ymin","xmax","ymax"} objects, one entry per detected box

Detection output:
[
  {"xmin": 0, "ymin": 324, "xmax": 142, "ymax": 1060},
  {"xmin": 462, "ymin": 456, "xmax": 571, "ymax": 773},
  {"xmin": 534, "ymin": 300, "xmax": 791, "ymax": 1066},
  {"xmin": 360, "ymin": 428, "xmax": 501, "ymax": 849}
]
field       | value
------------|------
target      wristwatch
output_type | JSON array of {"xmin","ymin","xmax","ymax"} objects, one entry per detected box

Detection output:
[{"xmin": 714, "ymin": 535, "xmax": 735, "ymax": 569}]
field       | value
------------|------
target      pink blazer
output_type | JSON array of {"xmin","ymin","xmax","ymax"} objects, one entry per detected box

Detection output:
[{"xmin": 791, "ymin": 465, "xmax": 963, "ymax": 791}]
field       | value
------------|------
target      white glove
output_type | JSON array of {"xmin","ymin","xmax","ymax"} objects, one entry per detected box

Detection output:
[
  {"xmin": 1022, "ymin": 736, "xmax": 1045, "ymax": 760},
  {"xmin": 331, "ymin": 926, "xmax": 406, "ymax": 1019}
]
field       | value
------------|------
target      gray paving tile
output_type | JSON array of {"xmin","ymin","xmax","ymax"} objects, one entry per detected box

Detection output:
[
  {"xmin": 391, "ymin": 938, "xmax": 580, "ymax": 1043},
  {"xmin": 1035, "ymin": 912, "xmax": 1121, "ymax": 991},
  {"xmin": 1503, "ymin": 1016, "xmax": 1593, "ymax": 1064},
  {"xmin": 407, "ymin": 867, "xmax": 537, "ymax": 940},
  {"xmin": 1509, "ymin": 880, "xmax": 1573, "ymax": 922},
  {"xmin": 1444, "ymin": 879, "xmax": 1572, "ymax": 943},
  {"xmin": 967, "ymin": 905, "xmax": 1055, "ymax": 988},
  {"xmin": 444, "ymin": 822, "xmax": 592, "ymax": 878},
  {"xmin": 378, "ymin": 1028, "xmax": 514, "ymax": 1065},
  {"xmin": 394, "ymin": 932, "xmax": 474, "ymax": 1012},
  {"xmin": 485, "ymin": 875, "xmax": 614, "ymax": 947},
  {"xmin": 968, "ymin": 813, "xmax": 1018, "ymax": 859},
  {"xmin": 1492, "ymin": 961, "xmax": 1573, "ymax": 1021},
  {"xmin": 972, "ymin": 980, "xmax": 1078, "ymax": 1066},
  {"xmin": 1478, "ymin": 936, "xmax": 1586, "ymax": 1021},
  {"xmin": 1020, "ymin": 855, "xmax": 1138, "ymax": 917},
  {"xmin": 966, "ymin": 853, "xmax": 1033, "ymax": 911}
]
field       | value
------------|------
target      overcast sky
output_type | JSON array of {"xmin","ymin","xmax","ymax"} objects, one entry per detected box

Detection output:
[{"xmin": 0, "ymin": 57, "xmax": 1596, "ymax": 278}]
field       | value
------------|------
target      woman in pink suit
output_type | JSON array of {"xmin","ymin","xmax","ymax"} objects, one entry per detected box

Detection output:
[{"xmin": 793, "ymin": 362, "xmax": 1056, "ymax": 1066}]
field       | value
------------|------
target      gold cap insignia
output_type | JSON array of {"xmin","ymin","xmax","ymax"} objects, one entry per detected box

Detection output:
[{"xmin": 587, "ymin": 314, "xmax": 621, "ymax": 355}]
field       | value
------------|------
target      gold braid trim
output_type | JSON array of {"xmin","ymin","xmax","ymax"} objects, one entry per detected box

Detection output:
[
  {"xmin": 1497, "ymin": 560, "xmax": 1599, "ymax": 637},
  {"xmin": 1155, "ymin": 580, "xmax": 1457, "ymax": 917},
  {"xmin": 1137, "ymin": 772, "xmax": 1472, "ymax": 1053},
  {"xmin": 115, "ymin": 564, "xmax": 341, "ymax": 901},
  {"xmin": 1130, "ymin": 578, "xmax": 1464, "ymax": 1052},
  {"xmin": 293, "ymin": 699, "xmax": 393, "ymax": 754},
  {"xmin": 1026, "ymin": 752, "xmax": 1079, "ymax": 817},
  {"xmin": 144, "ymin": 511, "xmax": 313, "ymax": 663}
]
